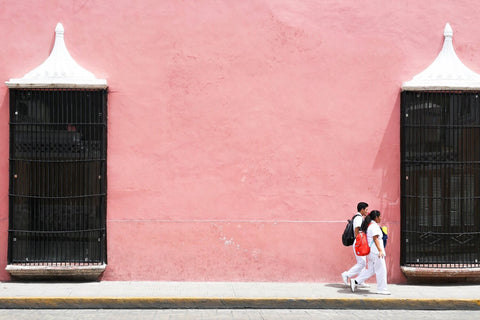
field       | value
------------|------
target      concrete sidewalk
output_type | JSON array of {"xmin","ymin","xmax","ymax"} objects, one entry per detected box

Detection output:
[{"xmin": 0, "ymin": 281, "xmax": 479, "ymax": 310}]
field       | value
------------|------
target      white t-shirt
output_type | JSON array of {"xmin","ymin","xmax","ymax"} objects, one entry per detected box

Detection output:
[
  {"xmin": 352, "ymin": 213, "xmax": 363, "ymax": 232},
  {"xmin": 367, "ymin": 221, "xmax": 385, "ymax": 255},
  {"xmin": 352, "ymin": 213, "xmax": 363, "ymax": 246}
]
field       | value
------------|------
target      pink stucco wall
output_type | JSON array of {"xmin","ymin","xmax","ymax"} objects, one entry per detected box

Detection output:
[{"xmin": 0, "ymin": 0, "xmax": 480, "ymax": 282}]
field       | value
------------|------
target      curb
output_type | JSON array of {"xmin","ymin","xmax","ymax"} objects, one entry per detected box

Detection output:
[{"xmin": 0, "ymin": 297, "xmax": 479, "ymax": 310}]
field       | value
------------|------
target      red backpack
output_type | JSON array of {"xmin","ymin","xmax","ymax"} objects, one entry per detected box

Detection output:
[{"xmin": 354, "ymin": 230, "xmax": 370, "ymax": 256}]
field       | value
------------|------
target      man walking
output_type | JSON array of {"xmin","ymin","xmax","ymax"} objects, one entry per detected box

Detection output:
[{"xmin": 341, "ymin": 202, "xmax": 369, "ymax": 287}]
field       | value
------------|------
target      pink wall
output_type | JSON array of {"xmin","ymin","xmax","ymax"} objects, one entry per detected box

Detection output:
[{"xmin": 0, "ymin": 0, "xmax": 480, "ymax": 282}]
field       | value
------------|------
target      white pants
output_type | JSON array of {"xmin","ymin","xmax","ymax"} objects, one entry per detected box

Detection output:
[
  {"xmin": 355, "ymin": 251, "xmax": 388, "ymax": 291},
  {"xmin": 344, "ymin": 245, "xmax": 366, "ymax": 279}
]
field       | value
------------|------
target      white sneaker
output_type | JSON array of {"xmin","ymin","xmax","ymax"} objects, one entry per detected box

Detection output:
[
  {"xmin": 350, "ymin": 279, "xmax": 356, "ymax": 292},
  {"xmin": 376, "ymin": 290, "xmax": 391, "ymax": 295},
  {"xmin": 341, "ymin": 272, "xmax": 349, "ymax": 286},
  {"xmin": 357, "ymin": 283, "xmax": 370, "ymax": 288}
]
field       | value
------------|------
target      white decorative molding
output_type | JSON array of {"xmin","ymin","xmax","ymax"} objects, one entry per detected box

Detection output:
[
  {"xmin": 6, "ymin": 23, "xmax": 107, "ymax": 88},
  {"xmin": 402, "ymin": 23, "xmax": 480, "ymax": 90}
]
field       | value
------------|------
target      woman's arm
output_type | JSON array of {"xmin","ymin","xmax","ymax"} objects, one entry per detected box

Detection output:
[{"xmin": 373, "ymin": 235, "xmax": 385, "ymax": 258}]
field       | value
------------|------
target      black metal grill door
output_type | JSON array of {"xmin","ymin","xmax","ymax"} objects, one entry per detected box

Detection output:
[
  {"xmin": 401, "ymin": 91, "xmax": 480, "ymax": 268},
  {"xmin": 8, "ymin": 89, "xmax": 107, "ymax": 265}
]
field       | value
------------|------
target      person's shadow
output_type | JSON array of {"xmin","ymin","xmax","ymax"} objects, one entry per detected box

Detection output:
[{"xmin": 324, "ymin": 283, "xmax": 376, "ymax": 295}]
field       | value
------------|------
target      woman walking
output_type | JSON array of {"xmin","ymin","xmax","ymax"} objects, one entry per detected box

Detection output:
[{"xmin": 350, "ymin": 210, "xmax": 390, "ymax": 295}]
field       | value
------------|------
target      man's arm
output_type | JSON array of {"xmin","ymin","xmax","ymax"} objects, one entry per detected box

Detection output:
[{"xmin": 353, "ymin": 215, "xmax": 362, "ymax": 237}]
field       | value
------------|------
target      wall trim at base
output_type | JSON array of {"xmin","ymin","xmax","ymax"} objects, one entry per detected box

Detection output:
[
  {"xmin": 401, "ymin": 266, "xmax": 480, "ymax": 282},
  {"xmin": 5, "ymin": 264, "xmax": 106, "ymax": 281}
]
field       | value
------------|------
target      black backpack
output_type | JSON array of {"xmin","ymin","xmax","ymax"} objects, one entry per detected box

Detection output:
[{"xmin": 342, "ymin": 214, "xmax": 360, "ymax": 246}]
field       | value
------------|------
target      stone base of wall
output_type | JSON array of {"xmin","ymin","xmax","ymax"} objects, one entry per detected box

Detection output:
[
  {"xmin": 5, "ymin": 264, "xmax": 106, "ymax": 281},
  {"xmin": 401, "ymin": 266, "xmax": 480, "ymax": 283}
]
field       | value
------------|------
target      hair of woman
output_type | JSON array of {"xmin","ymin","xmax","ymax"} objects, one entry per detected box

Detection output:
[{"xmin": 360, "ymin": 210, "xmax": 381, "ymax": 232}]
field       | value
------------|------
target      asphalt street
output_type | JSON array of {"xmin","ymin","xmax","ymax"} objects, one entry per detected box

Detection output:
[{"xmin": 0, "ymin": 309, "xmax": 479, "ymax": 320}]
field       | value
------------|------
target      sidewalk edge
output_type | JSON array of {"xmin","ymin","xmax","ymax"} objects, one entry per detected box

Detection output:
[{"xmin": 0, "ymin": 297, "xmax": 479, "ymax": 310}]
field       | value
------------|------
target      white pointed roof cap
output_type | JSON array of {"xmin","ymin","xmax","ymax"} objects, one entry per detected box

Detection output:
[
  {"xmin": 6, "ymin": 23, "xmax": 107, "ymax": 88},
  {"xmin": 402, "ymin": 23, "xmax": 480, "ymax": 91}
]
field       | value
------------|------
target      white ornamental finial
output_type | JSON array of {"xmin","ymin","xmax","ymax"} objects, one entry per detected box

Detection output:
[
  {"xmin": 6, "ymin": 22, "xmax": 107, "ymax": 88},
  {"xmin": 444, "ymin": 23, "xmax": 453, "ymax": 38},
  {"xmin": 402, "ymin": 22, "xmax": 480, "ymax": 90},
  {"xmin": 55, "ymin": 22, "xmax": 64, "ymax": 35}
]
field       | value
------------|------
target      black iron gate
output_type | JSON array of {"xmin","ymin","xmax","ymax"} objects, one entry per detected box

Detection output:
[
  {"xmin": 401, "ymin": 91, "xmax": 480, "ymax": 268},
  {"xmin": 8, "ymin": 89, "xmax": 107, "ymax": 265}
]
